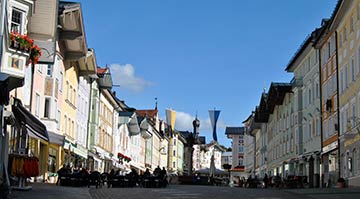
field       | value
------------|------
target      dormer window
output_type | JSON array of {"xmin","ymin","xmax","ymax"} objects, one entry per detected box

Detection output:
[{"xmin": 11, "ymin": 8, "xmax": 25, "ymax": 34}]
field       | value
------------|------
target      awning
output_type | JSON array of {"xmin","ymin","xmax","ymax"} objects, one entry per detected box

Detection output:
[
  {"xmin": 12, "ymin": 98, "xmax": 49, "ymax": 142},
  {"xmin": 48, "ymin": 131, "xmax": 65, "ymax": 146},
  {"xmin": 73, "ymin": 144, "xmax": 88, "ymax": 159},
  {"xmin": 0, "ymin": 73, "xmax": 24, "ymax": 105}
]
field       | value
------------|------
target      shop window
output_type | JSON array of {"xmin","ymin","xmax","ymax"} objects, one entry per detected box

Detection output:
[
  {"xmin": 348, "ymin": 157, "xmax": 353, "ymax": 172},
  {"xmin": 48, "ymin": 147, "xmax": 57, "ymax": 173}
]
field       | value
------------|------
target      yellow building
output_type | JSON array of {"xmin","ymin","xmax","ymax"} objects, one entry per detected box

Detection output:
[
  {"xmin": 59, "ymin": 2, "xmax": 96, "ymax": 168},
  {"xmin": 334, "ymin": 0, "xmax": 360, "ymax": 187}
]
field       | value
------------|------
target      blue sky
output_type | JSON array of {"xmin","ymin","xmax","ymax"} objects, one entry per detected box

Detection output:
[{"xmin": 78, "ymin": 0, "xmax": 337, "ymax": 147}]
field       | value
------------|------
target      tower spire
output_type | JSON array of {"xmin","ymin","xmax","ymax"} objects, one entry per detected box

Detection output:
[{"xmin": 155, "ymin": 97, "xmax": 158, "ymax": 110}]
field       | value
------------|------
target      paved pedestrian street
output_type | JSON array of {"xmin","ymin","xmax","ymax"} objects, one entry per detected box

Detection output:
[{"xmin": 9, "ymin": 183, "xmax": 360, "ymax": 199}]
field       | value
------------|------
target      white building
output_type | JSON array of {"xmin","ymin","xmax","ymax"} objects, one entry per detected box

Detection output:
[
  {"xmin": 194, "ymin": 140, "xmax": 226, "ymax": 171},
  {"xmin": 226, "ymin": 127, "xmax": 247, "ymax": 181},
  {"xmin": 244, "ymin": 132, "xmax": 255, "ymax": 174},
  {"xmin": 221, "ymin": 151, "xmax": 232, "ymax": 168}
]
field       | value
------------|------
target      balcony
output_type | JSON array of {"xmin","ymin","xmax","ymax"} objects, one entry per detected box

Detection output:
[{"xmin": 1, "ymin": 32, "xmax": 42, "ymax": 79}]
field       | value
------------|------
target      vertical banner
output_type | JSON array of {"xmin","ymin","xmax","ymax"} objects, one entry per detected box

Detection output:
[
  {"xmin": 209, "ymin": 110, "xmax": 220, "ymax": 142},
  {"xmin": 166, "ymin": 109, "xmax": 176, "ymax": 132}
]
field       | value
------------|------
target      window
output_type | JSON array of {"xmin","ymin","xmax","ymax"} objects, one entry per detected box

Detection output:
[
  {"xmin": 340, "ymin": 33, "xmax": 343, "ymax": 47},
  {"xmin": 44, "ymin": 98, "xmax": 50, "ymax": 118},
  {"xmin": 173, "ymin": 138, "xmax": 176, "ymax": 146},
  {"xmin": 35, "ymin": 94, "xmax": 40, "ymax": 116},
  {"xmin": 238, "ymin": 157, "xmax": 244, "ymax": 166},
  {"xmin": 10, "ymin": 8, "xmax": 24, "ymax": 33},
  {"xmin": 173, "ymin": 150, "xmax": 176, "ymax": 156},
  {"xmin": 8, "ymin": 57, "xmax": 24, "ymax": 70},
  {"xmin": 173, "ymin": 161, "xmax": 176, "ymax": 168},
  {"xmin": 351, "ymin": 16, "xmax": 354, "ymax": 32},
  {"xmin": 73, "ymin": 89, "xmax": 76, "ymax": 104},
  {"xmin": 352, "ymin": 103, "xmax": 356, "ymax": 128},
  {"xmin": 351, "ymin": 57, "xmax": 355, "ymax": 82},
  {"xmin": 47, "ymin": 64, "xmax": 52, "ymax": 77},
  {"xmin": 71, "ymin": 121, "xmax": 75, "ymax": 138},
  {"xmin": 358, "ymin": 46, "xmax": 360, "ymax": 75},
  {"xmin": 345, "ymin": 65, "xmax": 348, "ymax": 88},
  {"xmin": 308, "ymin": 89, "xmax": 312, "ymax": 105},
  {"xmin": 353, "ymin": 149, "xmax": 358, "ymax": 176},
  {"xmin": 59, "ymin": 71, "xmax": 63, "ymax": 92},
  {"xmin": 344, "ymin": 27, "xmax": 347, "ymax": 42},
  {"xmin": 66, "ymin": 81, "xmax": 69, "ymax": 99},
  {"xmin": 57, "ymin": 110, "xmax": 61, "ymax": 130},
  {"xmin": 316, "ymin": 83, "xmax": 320, "ymax": 98},
  {"xmin": 316, "ymin": 119, "xmax": 321, "ymax": 136},
  {"xmin": 358, "ymin": 3, "xmax": 360, "ymax": 20},
  {"xmin": 69, "ymin": 85, "xmax": 72, "ymax": 102},
  {"xmin": 238, "ymin": 146, "xmax": 244, "ymax": 153},
  {"xmin": 64, "ymin": 115, "xmax": 67, "ymax": 134},
  {"xmin": 68, "ymin": 118, "xmax": 71, "ymax": 136},
  {"xmin": 340, "ymin": 70, "xmax": 344, "ymax": 93}
]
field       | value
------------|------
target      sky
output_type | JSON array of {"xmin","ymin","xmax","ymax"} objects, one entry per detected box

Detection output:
[{"xmin": 78, "ymin": 0, "xmax": 337, "ymax": 147}]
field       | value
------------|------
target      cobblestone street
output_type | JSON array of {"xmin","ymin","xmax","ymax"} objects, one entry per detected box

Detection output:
[{"xmin": 9, "ymin": 183, "xmax": 360, "ymax": 199}]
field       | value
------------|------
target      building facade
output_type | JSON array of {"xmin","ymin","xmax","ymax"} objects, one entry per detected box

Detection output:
[
  {"xmin": 285, "ymin": 30, "xmax": 322, "ymax": 187},
  {"xmin": 334, "ymin": 0, "xmax": 360, "ymax": 187}
]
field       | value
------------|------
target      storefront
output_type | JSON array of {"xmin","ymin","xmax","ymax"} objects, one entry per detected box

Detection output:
[
  {"xmin": 6, "ymin": 98, "xmax": 49, "ymax": 189},
  {"xmin": 63, "ymin": 139, "xmax": 88, "ymax": 169},
  {"xmin": 321, "ymin": 141, "xmax": 339, "ymax": 188},
  {"xmin": 0, "ymin": 73, "xmax": 24, "ymax": 193},
  {"xmin": 341, "ymin": 133, "xmax": 360, "ymax": 187}
]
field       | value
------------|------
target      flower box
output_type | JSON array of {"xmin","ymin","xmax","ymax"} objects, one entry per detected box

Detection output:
[{"xmin": 9, "ymin": 31, "xmax": 42, "ymax": 64}]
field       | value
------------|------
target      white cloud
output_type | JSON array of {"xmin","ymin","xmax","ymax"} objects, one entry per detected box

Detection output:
[
  {"xmin": 174, "ymin": 111, "xmax": 226, "ymax": 133},
  {"xmin": 109, "ymin": 64, "xmax": 154, "ymax": 92}
]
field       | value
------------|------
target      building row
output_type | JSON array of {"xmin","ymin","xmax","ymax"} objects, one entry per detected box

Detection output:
[
  {"xmin": 228, "ymin": 0, "xmax": 360, "ymax": 188},
  {"xmin": 0, "ymin": 0, "xmax": 212, "ymax": 188}
]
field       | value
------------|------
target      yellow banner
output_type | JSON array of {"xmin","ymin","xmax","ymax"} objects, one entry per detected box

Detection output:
[{"xmin": 166, "ymin": 109, "xmax": 176, "ymax": 131}]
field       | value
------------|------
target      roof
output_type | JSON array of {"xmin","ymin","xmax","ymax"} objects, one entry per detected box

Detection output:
[
  {"xmin": 284, "ymin": 34, "xmax": 312, "ymax": 72},
  {"xmin": 136, "ymin": 109, "xmax": 158, "ymax": 118},
  {"xmin": 97, "ymin": 67, "xmax": 108, "ymax": 74},
  {"xmin": 119, "ymin": 112, "xmax": 134, "ymax": 117},
  {"xmin": 225, "ymin": 127, "xmax": 245, "ymax": 135},
  {"xmin": 254, "ymin": 92, "xmax": 269, "ymax": 123},
  {"xmin": 267, "ymin": 82, "xmax": 293, "ymax": 113}
]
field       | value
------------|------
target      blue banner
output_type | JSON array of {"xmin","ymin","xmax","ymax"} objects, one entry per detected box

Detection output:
[{"xmin": 209, "ymin": 110, "xmax": 220, "ymax": 141}]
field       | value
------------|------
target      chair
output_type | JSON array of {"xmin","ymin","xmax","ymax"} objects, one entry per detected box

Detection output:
[{"xmin": 88, "ymin": 171, "xmax": 101, "ymax": 189}]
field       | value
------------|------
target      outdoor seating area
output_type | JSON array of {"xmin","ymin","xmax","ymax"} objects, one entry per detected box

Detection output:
[
  {"xmin": 57, "ymin": 165, "xmax": 169, "ymax": 189},
  {"xmin": 238, "ymin": 175, "xmax": 309, "ymax": 189}
]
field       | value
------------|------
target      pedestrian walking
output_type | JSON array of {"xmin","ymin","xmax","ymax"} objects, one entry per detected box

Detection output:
[{"xmin": 263, "ymin": 173, "xmax": 269, "ymax": 188}]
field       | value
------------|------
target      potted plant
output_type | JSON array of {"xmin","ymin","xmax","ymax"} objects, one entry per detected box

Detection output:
[
  {"xmin": 9, "ymin": 31, "xmax": 42, "ymax": 65},
  {"xmin": 9, "ymin": 31, "xmax": 33, "ymax": 52},
  {"xmin": 28, "ymin": 45, "xmax": 42, "ymax": 65}
]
